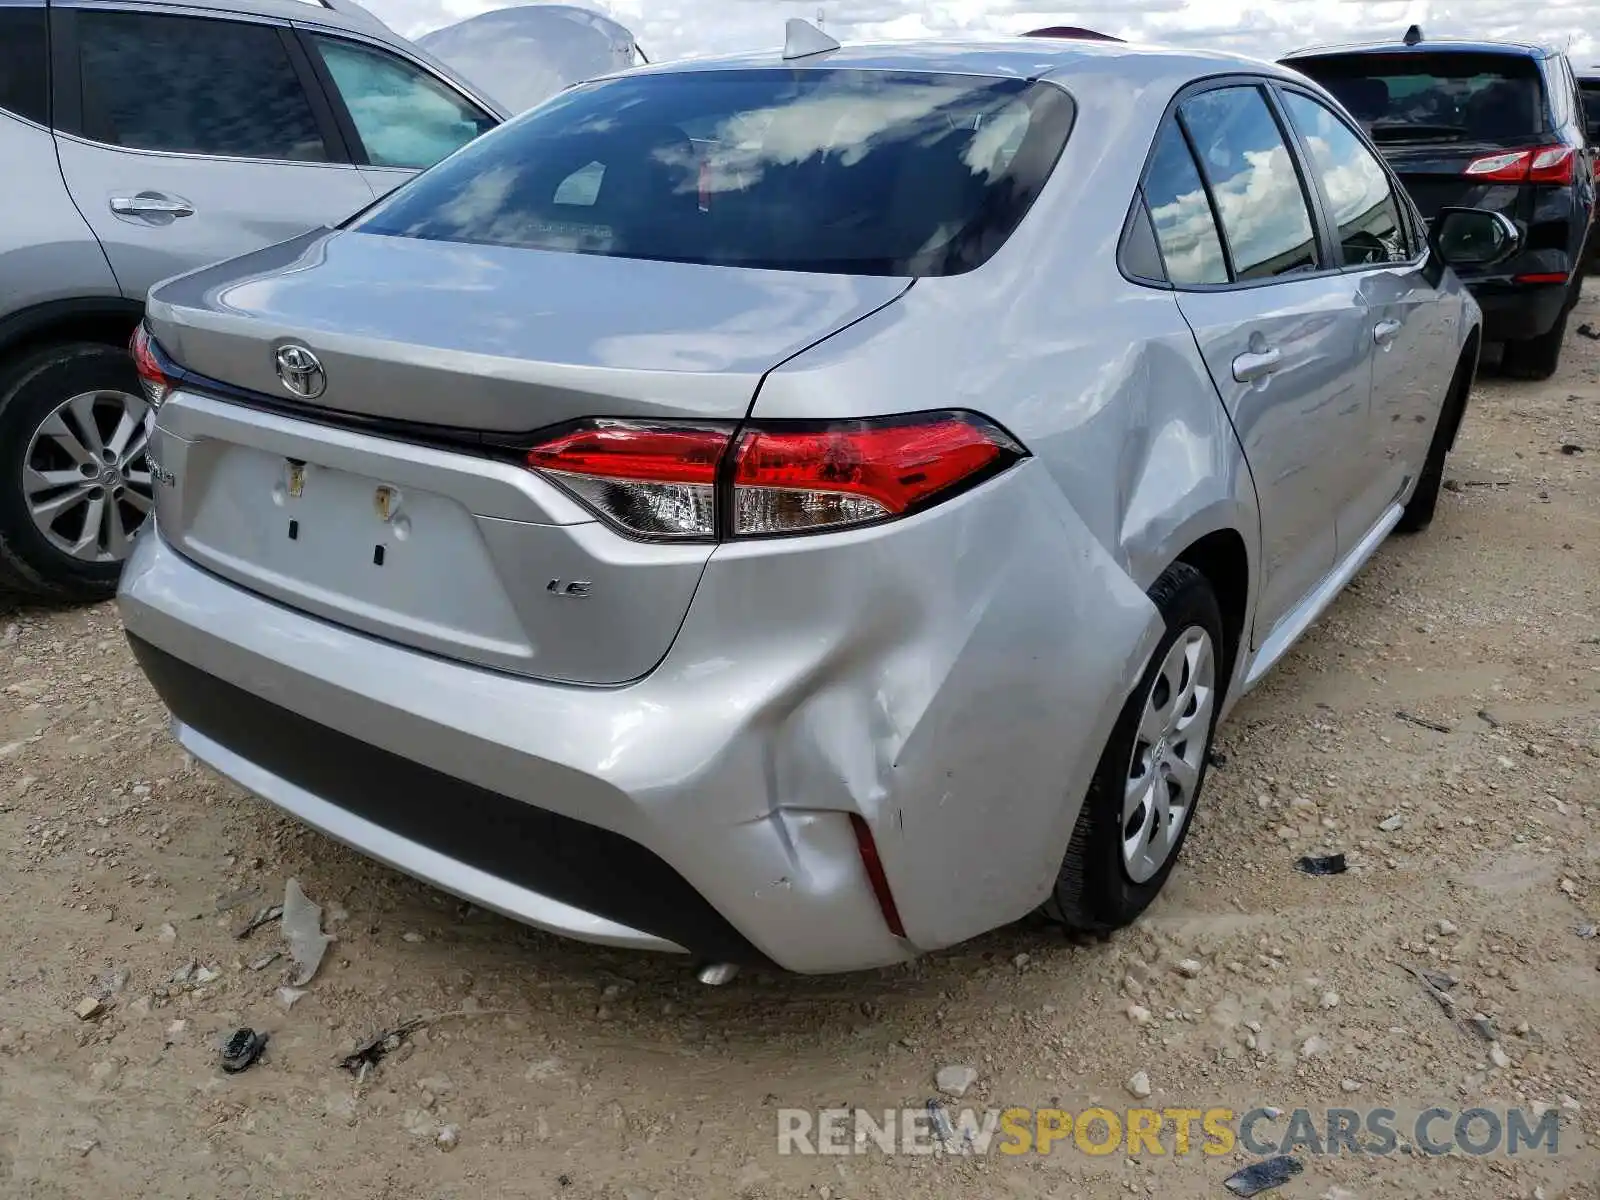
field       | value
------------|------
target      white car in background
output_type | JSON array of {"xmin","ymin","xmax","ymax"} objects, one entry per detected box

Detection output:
[
  {"xmin": 0, "ymin": 0, "xmax": 645, "ymax": 600},
  {"xmin": 419, "ymin": 4, "xmax": 645, "ymax": 114}
]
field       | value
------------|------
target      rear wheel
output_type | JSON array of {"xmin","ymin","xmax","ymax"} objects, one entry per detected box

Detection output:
[
  {"xmin": 1397, "ymin": 348, "xmax": 1474, "ymax": 534},
  {"xmin": 0, "ymin": 342, "xmax": 153, "ymax": 602},
  {"xmin": 1043, "ymin": 563, "xmax": 1223, "ymax": 933},
  {"xmin": 1501, "ymin": 275, "xmax": 1580, "ymax": 381}
]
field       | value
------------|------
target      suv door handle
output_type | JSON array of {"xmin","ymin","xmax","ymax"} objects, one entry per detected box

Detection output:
[
  {"xmin": 1373, "ymin": 318, "xmax": 1403, "ymax": 346},
  {"xmin": 1232, "ymin": 346, "xmax": 1282, "ymax": 383},
  {"xmin": 109, "ymin": 194, "xmax": 196, "ymax": 219}
]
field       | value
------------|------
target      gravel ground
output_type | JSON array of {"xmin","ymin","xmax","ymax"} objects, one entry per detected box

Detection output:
[{"xmin": 2, "ymin": 293, "xmax": 1598, "ymax": 1200}]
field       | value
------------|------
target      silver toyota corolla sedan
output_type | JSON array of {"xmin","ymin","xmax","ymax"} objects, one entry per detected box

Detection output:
[{"xmin": 119, "ymin": 32, "xmax": 1519, "ymax": 974}]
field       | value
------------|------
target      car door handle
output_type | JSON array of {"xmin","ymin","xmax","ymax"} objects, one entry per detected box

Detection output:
[
  {"xmin": 109, "ymin": 194, "xmax": 195, "ymax": 218},
  {"xmin": 1232, "ymin": 346, "xmax": 1282, "ymax": 383},
  {"xmin": 1373, "ymin": 319, "xmax": 1403, "ymax": 346}
]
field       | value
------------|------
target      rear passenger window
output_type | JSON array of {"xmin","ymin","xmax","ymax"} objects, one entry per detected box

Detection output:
[
  {"xmin": 1144, "ymin": 120, "xmax": 1229, "ymax": 285},
  {"xmin": 78, "ymin": 11, "xmax": 329, "ymax": 161},
  {"xmin": 0, "ymin": 7, "xmax": 49, "ymax": 126},
  {"xmin": 1180, "ymin": 86, "xmax": 1321, "ymax": 279},
  {"xmin": 310, "ymin": 36, "xmax": 493, "ymax": 170},
  {"xmin": 1281, "ymin": 91, "xmax": 1410, "ymax": 265}
]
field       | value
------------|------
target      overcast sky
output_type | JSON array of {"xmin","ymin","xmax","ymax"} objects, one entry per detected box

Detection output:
[{"xmin": 369, "ymin": 0, "xmax": 1600, "ymax": 66}]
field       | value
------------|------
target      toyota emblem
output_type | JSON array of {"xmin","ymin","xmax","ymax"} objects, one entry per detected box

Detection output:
[{"xmin": 274, "ymin": 344, "xmax": 326, "ymax": 399}]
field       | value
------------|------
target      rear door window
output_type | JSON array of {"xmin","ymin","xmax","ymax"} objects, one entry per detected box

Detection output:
[
  {"xmin": 1143, "ymin": 120, "xmax": 1229, "ymax": 285},
  {"xmin": 308, "ymin": 35, "xmax": 494, "ymax": 170},
  {"xmin": 352, "ymin": 68, "xmax": 1076, "ymax": 277},
  {"xmin": 1178, "ymin": 85, "xmax": 1321, "ymax": 279},
  {"xmin": 0, "ymin": 6, "xmax": 48, "ymax": 125},
  {"xmin": 1280, "ymin": 90, "xmax": 1411, "ymax": 265},
  {"xmin": 1290, "ymin": 51, "xmax": 1548, "ymax": 145},
  {"xmin": 77, "ymin": 10, "xmax": 329, "ymax": 160}
]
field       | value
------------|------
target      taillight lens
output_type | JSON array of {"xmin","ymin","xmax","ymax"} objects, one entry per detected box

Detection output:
[
  {"xmin": 1529, "ymin": 146, "xmax": 1576, "ymax": 183},
  {"xmin": 523, "ymin": 411, "xmax": 1023, "ymax": 541},
  {"xmin": 1464, "ymin": 145, "xmax": 1575, "ymax": 184},
  {"xmin": 129, "ymin": 324, "xmax": 173, "ymax": 407},
  {"xmin": 525, "ymin": 420, "xmax": 728, "ymax": 539},
  {"xmin": 731, "ymin": 415, "xmax": 1019, "ymax": 536}
]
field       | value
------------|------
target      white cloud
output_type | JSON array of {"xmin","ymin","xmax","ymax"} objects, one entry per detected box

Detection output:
[{"xmin": 370, "ymin": 0, "xmax": 1598, "ymax": 68}]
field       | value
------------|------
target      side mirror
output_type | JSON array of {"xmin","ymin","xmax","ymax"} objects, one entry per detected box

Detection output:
[{"xmin": 1430, "ymin": 207, "xmax": 1521, "ymax": 268}]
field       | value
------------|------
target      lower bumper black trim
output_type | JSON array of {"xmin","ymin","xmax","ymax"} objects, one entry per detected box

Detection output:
[
  {"xmin": 1470, "ymin": 281, "xmax": 1569, "ymax": 342},
  {"xmin": 127, "ymin": 635, "xmax": 773, "ymax": 967}
]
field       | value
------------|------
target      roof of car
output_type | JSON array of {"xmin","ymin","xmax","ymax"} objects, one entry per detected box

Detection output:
[
  {"xmin": 1282, "ymin": 37, "xmax": 1555, "ymax": 62},
  {"xmin": 74, "ymin": 0, "xmax": 393, "ymax": 36},
  {"xmin": 618, "ymin": 36, "xmax": 1300, "ymax": 85}
]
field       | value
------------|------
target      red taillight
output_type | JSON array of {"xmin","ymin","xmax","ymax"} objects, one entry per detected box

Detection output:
[
  {"xmin": 1514, "ymin": 272, "xmax": 1569, "ymax": 284},
  {"xmin": 526, "ymin": 421, "xmax": 726, "ymax": 484},
  {"xmin": 848, "ymin": 814, "xmax": 906, "ymax": 939},
  {"xmin": 129, "ymin": 324, "xmax": 172, "ymax": 406},
  {"xmin": 1528, "ymin": 146, "xmax": 1577, "ymax": 183},
  {"xmin": 1464, "ymin": 145, "xmax": 1575, "ymax": 184},
  {"xmin": 523, "ymin": 411, "xmax": 1023, "ymax": 541},
  {"xmin": 525, "ymin": 420, "xmax": 728, "ymax": 539}
]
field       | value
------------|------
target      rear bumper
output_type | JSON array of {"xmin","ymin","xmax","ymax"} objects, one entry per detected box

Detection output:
[
  {"xmin": 1468, "ymin": 279, "xmax": 1570, "ymax": 342},
  {"xmin": 126, "ymin": 632, "xmax": 762, "ymax": 963},
  {"xmin": 119, "ymin": 461, "xmax": 1160, "ymax": 973}
]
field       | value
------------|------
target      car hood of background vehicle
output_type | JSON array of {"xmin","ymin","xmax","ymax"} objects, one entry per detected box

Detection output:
[
  {"xmin": 145, "ymin": 228, "xmax": 912, "ymax": 432},
  {"xmin": 417, "ymin": 5, "xmax": 642, "ymax": 115}
]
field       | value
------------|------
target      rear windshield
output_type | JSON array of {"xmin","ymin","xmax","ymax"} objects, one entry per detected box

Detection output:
[
  {"xmin": 352, "ymin": 68, "xmax": 1075, "ymax": 277},
  {"xmin": 1290, "ymin": 52, "xmax": 1548, "ymax": 143}
]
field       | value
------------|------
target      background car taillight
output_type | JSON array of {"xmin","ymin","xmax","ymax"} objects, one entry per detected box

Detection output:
[
  {"xmin": 524, "ymin": 411, "xmax": 1024, "ymax": 541},
  {"xmin": 129, "ymin": 324, "xmax": 174, "ymax": 407},
  {"xmin": 1464, "ymin": 145, "xmax": 1576, "ymax": 184}
]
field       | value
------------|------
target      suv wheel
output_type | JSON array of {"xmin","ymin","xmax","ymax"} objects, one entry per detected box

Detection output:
[
  {"xmin": 1042, "ymin": 562, "xmax": 1224, "ymax": 933},
  {"xmin": 0, "ymin": 342, "xmax": 153, "ymax": 602},
  {"xmin": 1501, "ymin": 274, "xmax": 1581, "ymax": 381}
]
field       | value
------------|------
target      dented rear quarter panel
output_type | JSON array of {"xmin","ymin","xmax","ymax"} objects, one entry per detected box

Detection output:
[{"xmin": 742, "ymin": 58, "xmax": 1263, "ymax": 947}]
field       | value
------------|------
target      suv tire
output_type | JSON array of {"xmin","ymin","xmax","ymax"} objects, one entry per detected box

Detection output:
[
  {"xmin": 0, "ymin": 342, "xmax": 152, "ymax": 603},
  {"xmin": 1043, "ymin": 562, "xmax": 1224, "ymax": 933},
  {"xmin": 1501, "ymin": 275, "xmax": 1580, "ymax": 381}
]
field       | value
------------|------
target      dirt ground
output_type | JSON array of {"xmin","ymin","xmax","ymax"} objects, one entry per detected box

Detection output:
[{"xmin": 2, "ymin": 293, "xmax": 1598, "ymax": 1200}]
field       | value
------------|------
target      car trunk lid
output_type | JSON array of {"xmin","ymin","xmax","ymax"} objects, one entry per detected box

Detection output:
[
  {"xmin": 146, "ymin": 228, "xmax": 908, "ymax": 430},
  {"xmin": 143, "ymin": 230, "xmax": 909, "ymax": 684}
]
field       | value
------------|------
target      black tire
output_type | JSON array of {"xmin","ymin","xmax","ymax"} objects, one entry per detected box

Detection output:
[
  {"xmin": 1043, "ymin": 562, "xmax": 1224, "ymax": 933},
  {"xmin": 1501, "ymin": 297, "xmax": 1571, "ymax": 381},
  {"xmin": 0, "ymin": 342, "xmax": 147, "ymax": 603},
  {"xmin": 1396, "ymin": 348, "xmax": 1475, "ymax": 534}
]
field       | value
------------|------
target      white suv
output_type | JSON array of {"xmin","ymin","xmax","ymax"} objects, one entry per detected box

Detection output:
[{"xmin": 0, "ymin": 0, "xmax": 505, "ymax": 600}]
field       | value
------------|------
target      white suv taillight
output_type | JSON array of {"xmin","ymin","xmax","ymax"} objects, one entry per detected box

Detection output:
[{"xmin": 524, "ymin": 412, "xmax": 1025, "ymax": 542}]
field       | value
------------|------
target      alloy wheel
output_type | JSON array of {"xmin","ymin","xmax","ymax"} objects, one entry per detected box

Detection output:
[
  {"xmin": 23, "ymin": 389, "xmax": 154, "ymax": 564},
  {"xmin": 1121, "ymin": 625, "xmax": 1215, "ymax": 884}
]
